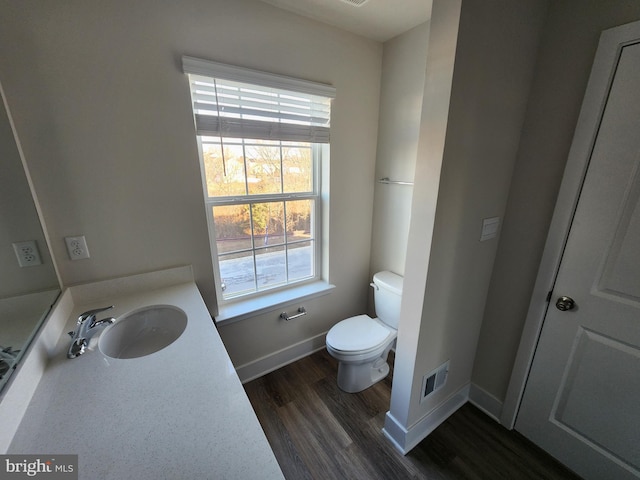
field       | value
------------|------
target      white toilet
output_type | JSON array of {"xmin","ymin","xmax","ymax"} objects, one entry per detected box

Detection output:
[{"xmin": 326, "ymin": 271, "xmax": 403, "ymax": 393}]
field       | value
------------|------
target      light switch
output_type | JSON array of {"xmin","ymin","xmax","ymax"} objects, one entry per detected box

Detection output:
[{"xmin": 480, "ymin": 217, "xmax": 500, "ymax": 241}]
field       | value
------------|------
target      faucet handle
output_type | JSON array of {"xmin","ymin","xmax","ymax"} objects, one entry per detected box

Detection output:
[{"xmin": 77, "ymin": 305, "xmax": 114, "ymax": 325}]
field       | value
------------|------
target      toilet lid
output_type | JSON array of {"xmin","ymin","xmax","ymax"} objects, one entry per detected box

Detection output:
[{"xmin": 326, "ymin": 315, "xmax": 393, "ymax": 352}]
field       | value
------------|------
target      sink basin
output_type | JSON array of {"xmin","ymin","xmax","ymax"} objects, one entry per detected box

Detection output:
[{"xmin": 99, "ymin": 305, "xmax": 187, "ymax": 359}]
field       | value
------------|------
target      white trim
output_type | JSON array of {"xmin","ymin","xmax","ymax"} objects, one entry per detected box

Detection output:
[
  {"xmin": 215, "ymin": 280, "xmax": 334, "ymax": 325},
  {"xmin": 383, "ymin": 383, "xmax": 470, "ymax": 454},
  {"xmin": 469, "ymin": 383, "xmax": 503, "ymax": 423},
  {"xmin": 501, "ymin": 19, "xmax": 640, "ymax": 430},
  {"xmin": 182, "ymin": 56, "xmax": 336, "ymax": 98},
  {"xmin": 235, "ymin": 331, "xmax": 328, "ymax": 383}
]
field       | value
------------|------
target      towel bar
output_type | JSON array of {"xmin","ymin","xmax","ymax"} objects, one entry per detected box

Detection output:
[
  {"xmin": 280, "ymin": 307, "xmax": 307, "ymax": 321},
  {"xmin": 378, "ymin": 177, "xmax": 414, "ymax": 186}
]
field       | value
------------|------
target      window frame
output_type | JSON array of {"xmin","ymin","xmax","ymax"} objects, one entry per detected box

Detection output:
[
  {"xmin": 197, "ymin": 138, "xmax": 325, "ymax": 304},
  {"xmin": 183, "ymin": 56, "xmax": 335, "ymax": 308}
]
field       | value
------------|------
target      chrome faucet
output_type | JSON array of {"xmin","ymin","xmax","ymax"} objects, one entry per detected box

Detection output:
[{"xmin": 67, "ymin": 305, "xmax": 115, "ymax": 359}]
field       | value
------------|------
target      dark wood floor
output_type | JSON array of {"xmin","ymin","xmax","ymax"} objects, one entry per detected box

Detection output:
[{"xmin": 244, "ymin": 350, "xmax": 582, "ymax": 480}]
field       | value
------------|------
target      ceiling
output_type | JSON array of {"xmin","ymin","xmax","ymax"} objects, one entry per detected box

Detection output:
[{"xmin": 258, "ymin": 0, "xmax": 432, "ymax": 43}]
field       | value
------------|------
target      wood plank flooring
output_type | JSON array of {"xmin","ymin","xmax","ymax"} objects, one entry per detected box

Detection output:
[{"xmin": 244, "ymin": 350, "xmax": 582, "ymax": 480}]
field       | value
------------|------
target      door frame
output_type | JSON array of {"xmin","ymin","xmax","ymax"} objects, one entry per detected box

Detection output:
[{"xmin": 501, "ymin": 19, "xmax": 640, "ymax": 430}]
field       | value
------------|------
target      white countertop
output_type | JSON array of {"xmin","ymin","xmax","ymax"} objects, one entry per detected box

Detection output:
[{"xmin": 8, "ymin": 280, "xmax": 284, "ymax": 480}]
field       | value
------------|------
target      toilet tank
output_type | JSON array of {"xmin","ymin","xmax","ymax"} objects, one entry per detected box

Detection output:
[{"xmin": 372, "ymin": 271, "xmax": 403, "ymax": 329}]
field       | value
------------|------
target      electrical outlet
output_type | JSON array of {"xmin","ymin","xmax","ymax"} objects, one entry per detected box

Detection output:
[
  {"xmin": 65, "ymin": 235, "xmax": 90, "ymax": 260},
  {"xmin": 12, "ymin": 240, "xmax": 42, "ymax": 267}
]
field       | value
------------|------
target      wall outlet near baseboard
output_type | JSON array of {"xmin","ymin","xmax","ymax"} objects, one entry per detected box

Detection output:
[{"xmin": 420, "ymin": 360, "xmax": 449, "ymax": 403}]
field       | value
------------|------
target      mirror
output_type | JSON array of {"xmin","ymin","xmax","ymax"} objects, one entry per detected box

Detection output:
[{"xmin": 0, "ymin": 83, "xmax": 60, "ymax": 393}]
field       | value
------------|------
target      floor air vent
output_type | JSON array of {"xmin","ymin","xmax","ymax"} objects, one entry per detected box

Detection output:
[{"xmin": 420, "ymin": 360, "xmax": 449, "ymax": 403}]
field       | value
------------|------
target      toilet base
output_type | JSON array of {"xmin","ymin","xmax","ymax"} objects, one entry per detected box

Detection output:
[{"xmin": 336, "ymin": 352, "xmax": 391, "ymax": 393}]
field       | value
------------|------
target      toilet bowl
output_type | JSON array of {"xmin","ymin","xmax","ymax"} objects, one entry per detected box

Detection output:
[
  {"xmin": 326, "ymin": 271, "xmax": 403, "ymax": 393},
  {"xmin": 326, "ymin": 315, "xmax": 396, "ymax": 392}
]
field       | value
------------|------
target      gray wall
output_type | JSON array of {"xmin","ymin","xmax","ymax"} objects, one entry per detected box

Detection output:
[
  {"xmin": 369, "ymin": 22, "xmax": 429, "ymax": 280},
  {"xmin": 389, "ymin": 0, "xmax": 548, "ymax": 434},
  {"xmin": 0, "ymin": 96, "xmax": 57, "ymax": 298},
  {"xmin": 0, "ymin": 0, "xmax": 382, "ymax": 369},
  {"xmin": 473, "ymin": 0, "xmax": 640, "ymax": 406}
]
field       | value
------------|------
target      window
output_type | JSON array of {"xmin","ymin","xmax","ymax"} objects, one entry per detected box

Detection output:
[{"xmin": 183, "ymin": 57, "xmax": 334, "ymax": 303}]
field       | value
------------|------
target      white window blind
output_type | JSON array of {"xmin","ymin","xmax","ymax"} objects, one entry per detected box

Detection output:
[{"xmin": 182, "ymin": 56, "xmax": 334, "ymax": 144}]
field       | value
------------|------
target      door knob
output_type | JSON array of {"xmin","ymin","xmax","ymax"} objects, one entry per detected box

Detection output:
[{"xmin": 555, "ymin": 296, "xmax": 575, "ymax": 311}]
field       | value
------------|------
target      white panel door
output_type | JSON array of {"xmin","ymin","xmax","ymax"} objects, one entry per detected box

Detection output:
[{"xmin": 515, "ymin": 36, "xmax": 640, "ymax": 480}]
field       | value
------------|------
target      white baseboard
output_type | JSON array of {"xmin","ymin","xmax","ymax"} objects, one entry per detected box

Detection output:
[
  {"xmin": 468, "ymin": 382, "xmax": 503, "ymax": 423},
  {"xmin": 383, "ymin": 383, "xmax": 470, "ymax": 454},
  {"xmin": 235, "ymin": 332, "xmax": 328, "ymax": 383}
]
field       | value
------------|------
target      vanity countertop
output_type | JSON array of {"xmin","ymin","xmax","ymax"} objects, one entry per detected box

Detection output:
[{"xmin": 8, "ymin": 281, "xmax": 284, "ymax": 480}]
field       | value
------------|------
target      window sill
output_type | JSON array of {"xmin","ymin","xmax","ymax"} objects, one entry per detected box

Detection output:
[{"xmin": 214, "ymin": 281, "xmax": 335, "ymax": 325}]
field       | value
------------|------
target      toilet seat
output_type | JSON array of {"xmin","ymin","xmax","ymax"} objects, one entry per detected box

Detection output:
[
  {"xmin": 325, "ymin": 271, "xmax": 403, "ymax": 393},
  {"xmin": 326, "ymin": 315, "xmax": 395, "ymax": 355}
]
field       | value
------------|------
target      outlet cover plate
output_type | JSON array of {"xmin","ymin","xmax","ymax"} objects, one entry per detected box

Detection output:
[
  {"xmin": 65, "ymin": 235, "xmax": 90, "ymax": 260},
  {"xmin": 12, "ymin": 240, "xmax": 42, "ymax": 267}
]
